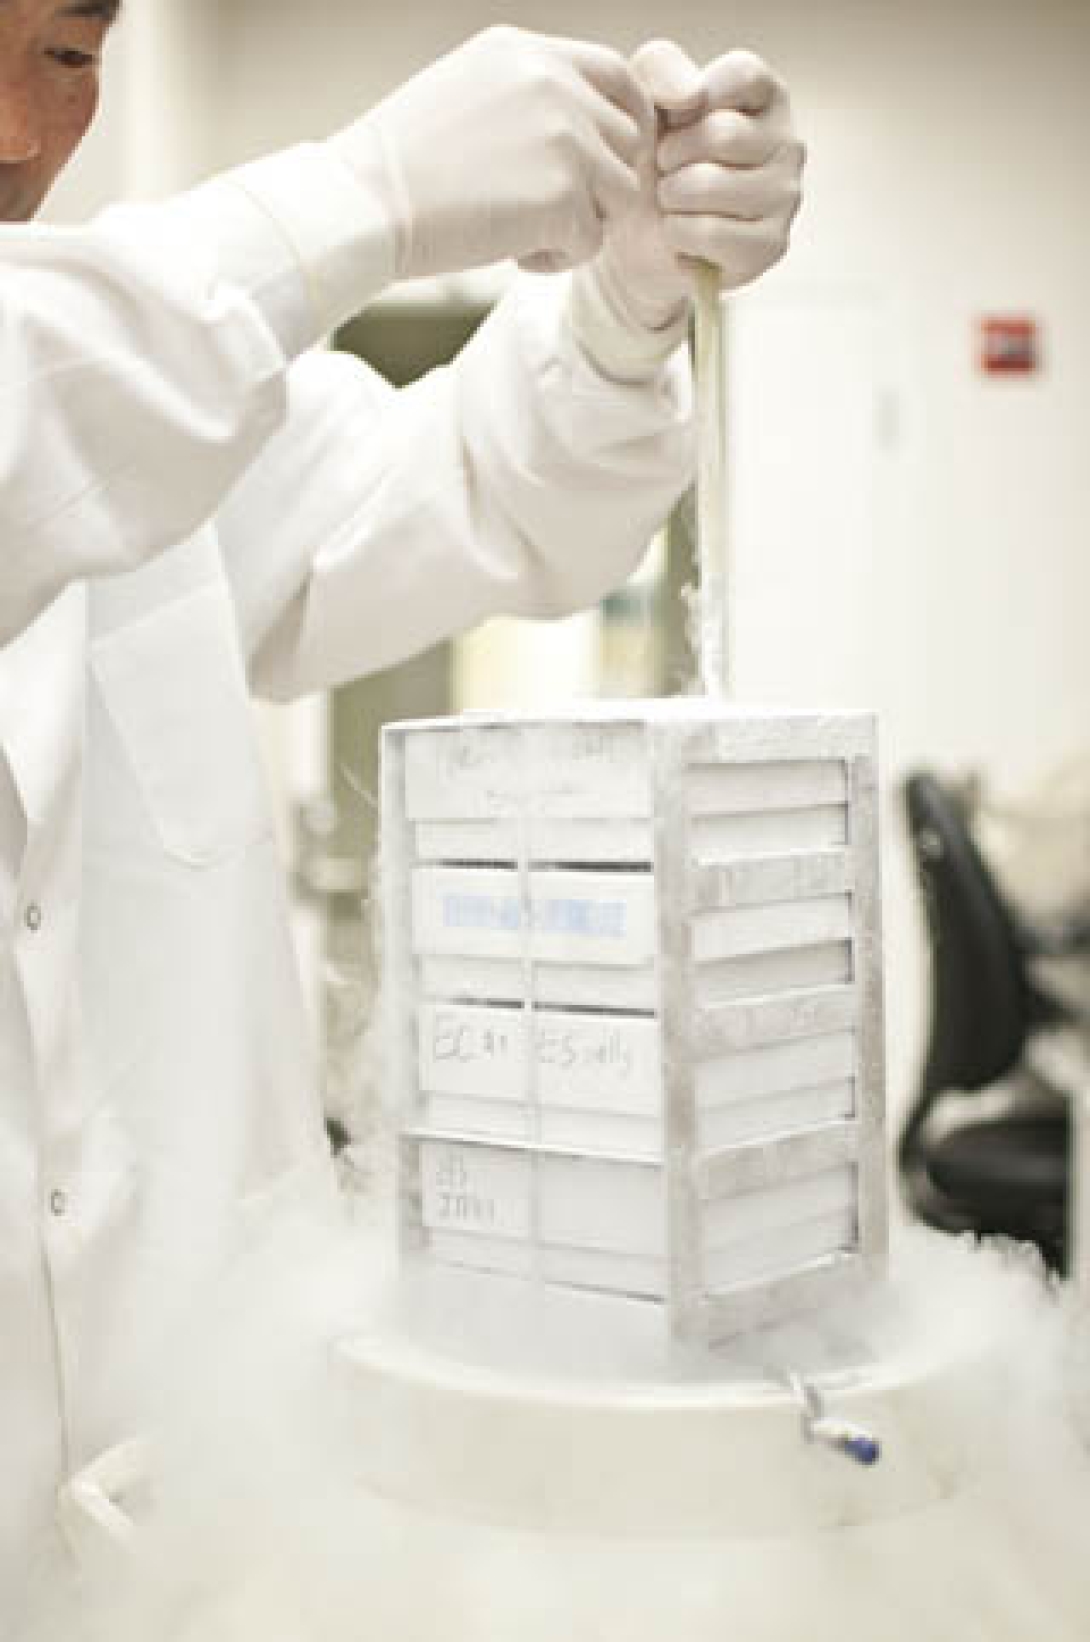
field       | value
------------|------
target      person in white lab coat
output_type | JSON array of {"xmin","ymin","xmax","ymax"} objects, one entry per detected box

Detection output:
[{"xmin": 0, "ymin": 1, "xmax": 804, "ymax": 1614}]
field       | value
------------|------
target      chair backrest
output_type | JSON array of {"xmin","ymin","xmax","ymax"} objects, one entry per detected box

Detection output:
[{"xmin": 903, "ymin": 772, "xmax": 1032, "ymax": 1113}]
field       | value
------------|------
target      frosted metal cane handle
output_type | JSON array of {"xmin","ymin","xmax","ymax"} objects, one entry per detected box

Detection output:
[{"xmin": 693, "ymin": 260, "xmax": 729, "ymax": 699}]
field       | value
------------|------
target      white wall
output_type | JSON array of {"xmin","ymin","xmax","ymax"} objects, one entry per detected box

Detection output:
[{"xmin": 46, "ymin": 0, "xmax": 1090, "ymax": 1113}]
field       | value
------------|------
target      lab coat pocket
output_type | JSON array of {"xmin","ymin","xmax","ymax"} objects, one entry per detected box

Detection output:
[
  {"xmin": 57, "ymin": 1439, "xmax": 150, "ymax": 1569},
  {"xmin": 91, "ymin": 584, "xmax": 273, "ymax": 866}
]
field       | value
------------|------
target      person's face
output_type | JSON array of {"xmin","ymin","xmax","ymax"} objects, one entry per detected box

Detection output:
[{"xmin": 0, "ymin": 0, "xmax": 118, "ymax": 222}]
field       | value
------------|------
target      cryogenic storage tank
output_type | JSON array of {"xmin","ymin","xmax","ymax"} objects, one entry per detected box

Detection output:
[
  {"xmin": 51, "ymin": 1246, "xmax": 1090, "ymax": 1642},
  {"xmin": 321, "ymin": 1261, "xmax": 1090, "ymax": 1642}
]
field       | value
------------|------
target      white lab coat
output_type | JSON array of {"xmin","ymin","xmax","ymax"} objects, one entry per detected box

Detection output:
[{"xmin": 0, "ymin": 143, "xmax": 693, "ymax": 1620}]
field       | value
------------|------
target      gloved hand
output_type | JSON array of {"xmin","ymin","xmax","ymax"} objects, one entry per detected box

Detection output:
[
  {"xmin": 332, "ymin": 27, "xmax": 653, "ymax": 280},
  {"xmin": 568, "ymin": 40, "xmax": 805, "ymax": 377}
]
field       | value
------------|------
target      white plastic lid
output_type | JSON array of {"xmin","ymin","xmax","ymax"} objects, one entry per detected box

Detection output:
[{"xmin": 335, "ymin": 1325, "xmax": 992, "ymax": 1538}]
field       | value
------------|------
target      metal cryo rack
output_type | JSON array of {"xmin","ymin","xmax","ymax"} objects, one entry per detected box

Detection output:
[{"xmin": 382, "ymin": 700, "xmax": 887, "ymax": 1344}]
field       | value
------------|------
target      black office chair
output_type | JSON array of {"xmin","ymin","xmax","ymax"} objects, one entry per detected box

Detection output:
[{"xmin": 899, "ymin": 771, "xmax": 1088, "ymax": 1273}]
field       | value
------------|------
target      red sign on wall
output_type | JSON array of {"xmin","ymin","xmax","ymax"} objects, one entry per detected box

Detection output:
[{"xmin": 979, "ymin": 316, "xmax": 1040, "ymax": 374}]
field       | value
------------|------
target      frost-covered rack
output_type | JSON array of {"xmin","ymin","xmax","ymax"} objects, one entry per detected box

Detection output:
[{"xmin": 382, "ymin": 701, "xmax": 888, "ymax": 1343}]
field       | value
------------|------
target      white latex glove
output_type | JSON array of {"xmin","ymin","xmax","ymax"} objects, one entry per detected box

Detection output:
[
  {"xmin": 569, "ymin": 40, "xmax": 805, "ymax": 379},
  {"xmin": 332, "ymin": 27, "xmax": 653, "ymax": 281}
]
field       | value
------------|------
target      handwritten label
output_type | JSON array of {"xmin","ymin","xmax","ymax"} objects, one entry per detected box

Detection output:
[
  {"xmin": 421, "ymin": 1142, "xmax": 532, "ymax": 1238},
  {"xmin": 430, "ymin": 1009, "xmax": 517, "ymax": 1069},
  {"xmin": 419, "ymin": 1005, "xmax": 662, "ymax": 1110},
  {"xmin": 404, "ymin": 722, "xmax": 650, "ymax": 821},
  {"xmin": 536, "ymin": 1017, "xmax": 636, "ymax": 1081},
  {"xmin": 420, "ymin": 1140, "xmax": 663, "ymax": 1258}
]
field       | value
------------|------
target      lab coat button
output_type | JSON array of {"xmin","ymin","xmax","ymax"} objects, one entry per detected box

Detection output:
[
  {"xmin": 24, "ymin": 903, "xmax": 42, "ymax": 933},
  {"xmin": 49, "ymin": 1190, "xmax": 67, "ymax": 1218}
]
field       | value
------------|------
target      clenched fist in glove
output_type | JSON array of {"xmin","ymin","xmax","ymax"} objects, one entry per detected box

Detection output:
[
  {"xmin": 570, "ymin": 39, "xmax": 805, "ymax": 379},
  {"xmin": 333, "ymin": 26, "xmax": 653, "ymax": 279},
  {"xmin": 331, "ymin": 29, "xmax": 802, "ymax": 379}
]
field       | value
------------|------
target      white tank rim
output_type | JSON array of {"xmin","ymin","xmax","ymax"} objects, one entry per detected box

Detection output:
[{"xmin": 334, "ymin": 1325, "xmax": 999, "ymax": 1540}]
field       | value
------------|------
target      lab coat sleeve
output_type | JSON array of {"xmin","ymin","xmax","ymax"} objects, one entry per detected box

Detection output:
[
  {"xmin": 219, "ymin": 274, "xmax": 695, "ymax": 702},
  {"xmin": 0, "ymin": 145, "xmax": 394, "ymax": 647}
]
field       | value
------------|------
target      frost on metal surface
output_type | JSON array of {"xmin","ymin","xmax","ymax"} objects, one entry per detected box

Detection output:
[{"xmin": 381, "ymin": 702, "xmax": 888, "ymax": 1344}]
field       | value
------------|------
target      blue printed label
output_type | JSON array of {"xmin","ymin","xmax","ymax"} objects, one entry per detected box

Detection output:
[{"xmin": 441, "ymin": 893, "xmax": 627, "ymax": 941}]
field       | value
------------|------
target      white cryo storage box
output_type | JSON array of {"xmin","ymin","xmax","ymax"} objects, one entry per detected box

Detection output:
[{"xmin": 382, "ymin": 702, "xmax": 888, "ymax": 1342}]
